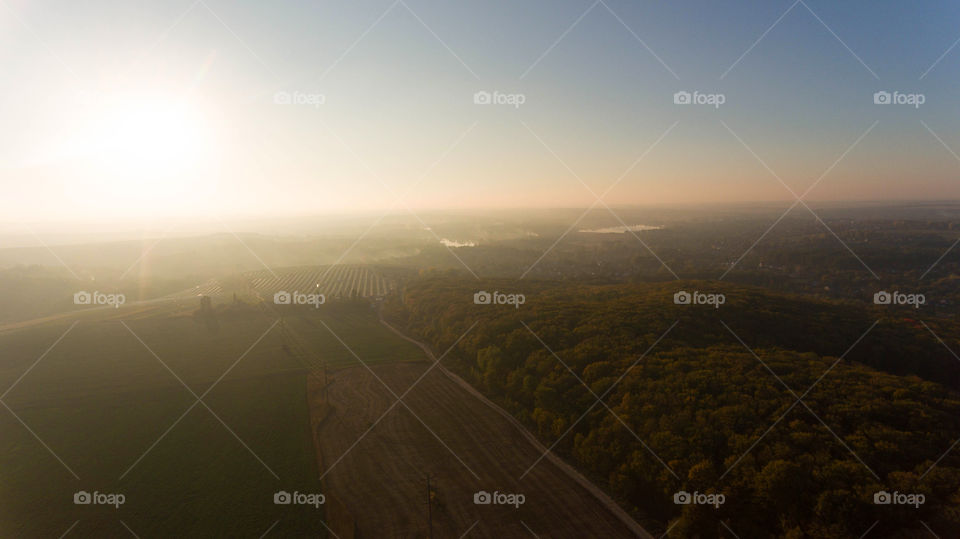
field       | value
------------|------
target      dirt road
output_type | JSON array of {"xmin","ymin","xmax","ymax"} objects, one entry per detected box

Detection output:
[{"xmin": 380, "ymin": 318, "xmax": 653, "ymax": 538}]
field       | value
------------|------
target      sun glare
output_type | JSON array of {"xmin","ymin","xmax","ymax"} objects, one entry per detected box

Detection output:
[{"xmin": 64, "ymin": 94, "xmax": 220, "ymax": 214}]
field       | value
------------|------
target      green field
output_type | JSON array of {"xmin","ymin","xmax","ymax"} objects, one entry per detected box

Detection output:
[
  {"xmin": 0, "ymin": 298, "xmax": 424, "ymax": 537},
  {"xmin": 281, "ymin": 305, "xmax": 426, "ymax": 370}
]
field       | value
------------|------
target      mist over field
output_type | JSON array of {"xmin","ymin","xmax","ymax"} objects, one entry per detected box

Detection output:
[{"xmin": 3, "ymin": 0, "xmax": 960, "ymax": 537}]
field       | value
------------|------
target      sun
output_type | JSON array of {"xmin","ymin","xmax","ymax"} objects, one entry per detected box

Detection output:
[
  {"xmin": 92, "ymin": 99, "xmax": 205, "ymax": 175},
  {"xmin": 65, "ymin": 93, "xmax": 220, "ymax": 213}
]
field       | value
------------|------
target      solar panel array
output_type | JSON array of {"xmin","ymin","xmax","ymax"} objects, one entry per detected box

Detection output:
[{"xmin": 246, "ymin": 265, "xmax": 393, "ymax": 299}]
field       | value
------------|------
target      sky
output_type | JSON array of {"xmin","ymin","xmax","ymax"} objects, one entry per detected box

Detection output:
[{"xmin": 2, "ymin": 0, "xmax": 960, "ymax": 224}]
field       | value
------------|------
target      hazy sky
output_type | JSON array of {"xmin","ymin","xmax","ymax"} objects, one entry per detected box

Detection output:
[{"xmin": 2, "ymin": 0, "xmax": 960, "ymax": 223}]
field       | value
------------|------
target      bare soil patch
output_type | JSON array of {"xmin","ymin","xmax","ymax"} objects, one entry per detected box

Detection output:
[{"xmin": 314, "ymin": 361, "xmax": 642, "ymax": 538}]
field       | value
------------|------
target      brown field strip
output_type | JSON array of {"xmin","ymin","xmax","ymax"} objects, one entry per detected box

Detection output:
[{"xmin": 313, "ymin": 361, "xmax": 645, "ymax": 538}]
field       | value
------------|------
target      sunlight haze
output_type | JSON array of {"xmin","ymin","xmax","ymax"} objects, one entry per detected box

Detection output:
[{"xmin": 2, "ymin": 0, "xmax": 959, "ymax": 222}]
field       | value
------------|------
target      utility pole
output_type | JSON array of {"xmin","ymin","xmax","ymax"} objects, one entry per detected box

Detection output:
[{"xmin": 426, "ymin": 474, "xmax": 433, "ymax": 539}]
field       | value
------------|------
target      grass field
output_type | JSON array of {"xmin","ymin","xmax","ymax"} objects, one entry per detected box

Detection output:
[
  {"xmin": 0, "ymin": 297, "xmax": 424, "ymax": 537},
  {"xmin": 282, "ymin": 306, "xmax": 426, "ymax": 371},
  {"xmin": 0, "ymin": 293, "xmax": 638, "ymax": 537}
]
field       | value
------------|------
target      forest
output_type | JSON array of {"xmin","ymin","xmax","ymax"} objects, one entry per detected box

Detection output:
[{"xmin": 383, "ymin": 276, "xmax": 960, "ymax": 537}]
